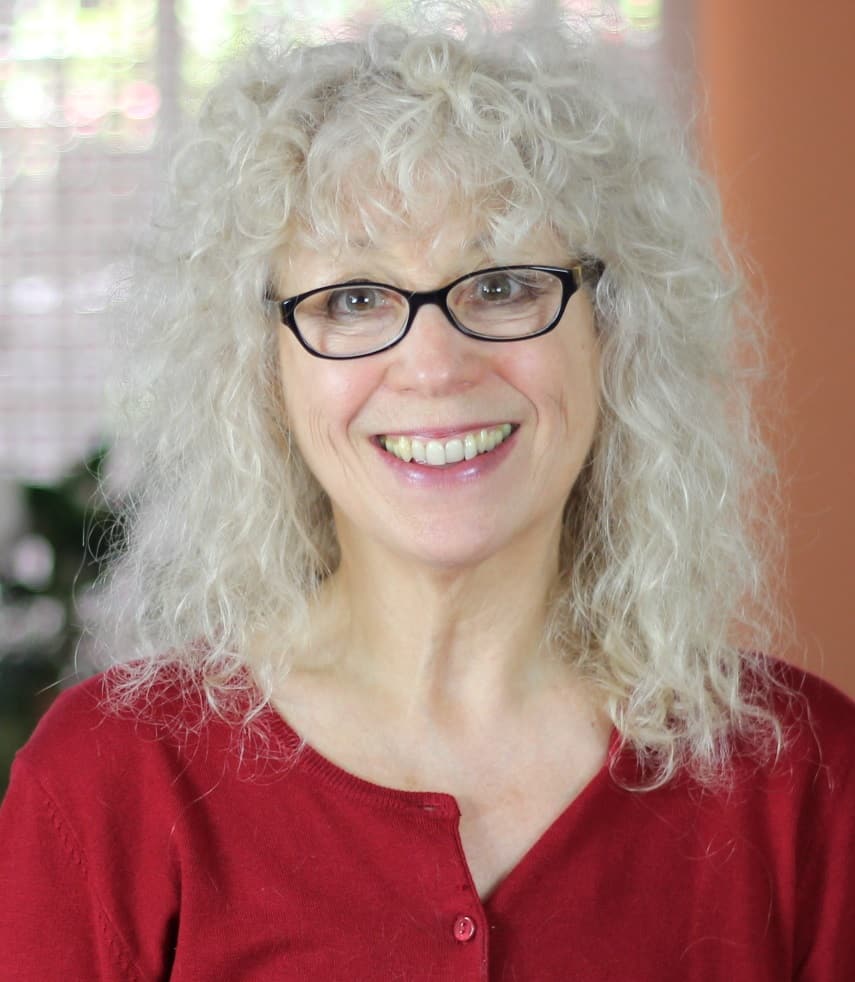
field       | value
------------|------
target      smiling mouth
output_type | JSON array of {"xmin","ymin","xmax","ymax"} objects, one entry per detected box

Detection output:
[{"xmin": 378, "ymin": 424, "xmax": 515, "ymax": 466}]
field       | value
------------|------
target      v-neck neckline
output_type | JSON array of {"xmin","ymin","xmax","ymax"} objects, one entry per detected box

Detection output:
[{"xmin": 260, "ymin": 701, "xmax": 625, "ymax": 903}]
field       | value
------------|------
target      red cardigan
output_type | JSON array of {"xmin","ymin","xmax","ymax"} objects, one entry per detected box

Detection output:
[{"xmin": 1, "ymin": 663, "xmax": 853, "ymax": 981}]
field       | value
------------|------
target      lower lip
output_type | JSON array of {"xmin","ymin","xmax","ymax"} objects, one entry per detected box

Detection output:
[{"xmin": 374, "ymin": 430, "xmax": 518, "ymax": 486}]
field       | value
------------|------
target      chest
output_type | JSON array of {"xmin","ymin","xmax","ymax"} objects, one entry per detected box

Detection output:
[
  {"xmin": 283, "ymin": 713, "xmax": 610, "ymax": 900},
  {"xmin": 156, "ymin": 768, "xmax": 797, "ymax": 982},
  {"xmin": 271, "ymin": 681, "xmax": 614, "ymax": 895},
  {"xmin": 452, "ymin": 768, "xmax": 603, "ymax": 898}
]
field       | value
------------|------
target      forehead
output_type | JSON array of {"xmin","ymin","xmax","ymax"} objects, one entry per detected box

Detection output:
[{"xmin": 274, "ymin": 197, "xmax": 564, "ymax": 292}]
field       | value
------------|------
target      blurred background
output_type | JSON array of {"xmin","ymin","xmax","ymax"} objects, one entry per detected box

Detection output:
[{"xmin": 0, "ymin": 0, "xmax": 852, "ymax": 796}]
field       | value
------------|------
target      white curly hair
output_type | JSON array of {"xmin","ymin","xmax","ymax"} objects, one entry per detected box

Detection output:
[{"xmin": 95, "ymin": 0, "xmax": 790, "ymax": 787}]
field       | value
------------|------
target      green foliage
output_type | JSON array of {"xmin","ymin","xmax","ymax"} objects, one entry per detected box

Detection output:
[{"xmin": 0, "ymin": 447, "xmax": 120, "ymax": 797}]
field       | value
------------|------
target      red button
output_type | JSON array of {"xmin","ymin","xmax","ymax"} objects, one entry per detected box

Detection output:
[{"xmin": 453, "ymin": 914, "xmax": 477, "ymax": 942}]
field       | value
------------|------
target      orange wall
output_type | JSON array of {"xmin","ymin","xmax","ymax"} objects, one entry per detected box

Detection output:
[{"xmin": 696, "ymin": 1, "xmax": 855, "ymax": 695}]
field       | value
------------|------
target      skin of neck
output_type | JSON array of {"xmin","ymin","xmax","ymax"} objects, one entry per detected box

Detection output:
[{"xmin": 302, "ymin": 505, "xmax": 577, "ymax": 728}]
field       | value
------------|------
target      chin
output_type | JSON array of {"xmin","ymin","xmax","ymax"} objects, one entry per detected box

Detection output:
[{"xmin": 379, "ymin": 523, "xmax": 528, "ymax": 573}]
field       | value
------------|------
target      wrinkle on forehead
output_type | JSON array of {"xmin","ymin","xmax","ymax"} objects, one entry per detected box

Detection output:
[
  {"xmin": 272, "ymin": 219, "xmax": 486, "ymax": 295},
  {"xmin": 273, "ymin": 218, "xmax": 566, "ymax": 299},
  {"xmin": 276, "ymin": 189, "xmax": 560, "ymax": 279}
]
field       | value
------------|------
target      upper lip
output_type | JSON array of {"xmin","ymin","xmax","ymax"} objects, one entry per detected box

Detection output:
[{"xmin": 376, "ymin": 422, "xmax": 517, "ymax": 439}]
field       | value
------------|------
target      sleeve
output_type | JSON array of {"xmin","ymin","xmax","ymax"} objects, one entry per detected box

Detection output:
[{"xmin": 0, "ymin": 757, "xmax": 149, "ymax": 982}]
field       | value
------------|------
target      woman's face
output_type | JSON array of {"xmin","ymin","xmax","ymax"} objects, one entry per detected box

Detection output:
[{"xmin": 274, "ymin": 215, "xmax": 600, "ymax": 572}]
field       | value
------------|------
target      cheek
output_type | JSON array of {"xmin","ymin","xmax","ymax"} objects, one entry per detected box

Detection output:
[
  {"xmin": 499, "ymin": 335, "xmax": 600, "ymax": 435},
  {"xmin": 278, "ymin": 341, "xmax": 378, "ymax": 459},
  {"xmin": 553, "ymin": 319, "xmax": 600, "ymax": 425},
  {"xmin": 562, "ymin": 346, "xmax": 600, "ymax": 430}
]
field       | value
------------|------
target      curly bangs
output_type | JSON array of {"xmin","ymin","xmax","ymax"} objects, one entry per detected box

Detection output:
[{"xmin": 95, "ymin": 1, "xmax": 788, "ymax": 787}]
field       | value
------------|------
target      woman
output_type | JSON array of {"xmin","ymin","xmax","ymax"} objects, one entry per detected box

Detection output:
[{"xmin": 1, "ymin": 3, "xmax": 853, "ymax": 978}]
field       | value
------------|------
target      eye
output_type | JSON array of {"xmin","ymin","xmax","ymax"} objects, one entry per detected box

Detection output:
[
  {"xmin": 326, "ymin": 286, "xmax": 387, "ymax": 317},
  {"xmin": 473, "ymin": 272, "xmax": 521, "ymax": 303},
  {"xmin": 461, "ymin": 269, "xmax": 550, "ymax": 308}
]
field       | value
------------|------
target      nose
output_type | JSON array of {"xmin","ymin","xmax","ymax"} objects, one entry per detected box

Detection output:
[{"xmin": 383, "ymin": 302, "xmax": 487, "ymax": 395}]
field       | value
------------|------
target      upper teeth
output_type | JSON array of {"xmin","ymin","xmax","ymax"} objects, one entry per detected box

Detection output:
[{"xmin": 380, "ymin": 424, "xmax": 513, "ymax": 466}]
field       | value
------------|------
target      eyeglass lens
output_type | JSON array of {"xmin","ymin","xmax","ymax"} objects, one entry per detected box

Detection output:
[{"xmin": 293, "ymin": 267, "xmax": 564, "ymax": 358}]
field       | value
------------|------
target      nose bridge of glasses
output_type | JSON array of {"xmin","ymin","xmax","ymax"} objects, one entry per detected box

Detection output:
[
  {"xmin": 387, "ymin": 285, "xmax": 484, "ymax": 388},
  {"xmin": 406, "ymin": 285, "xmax": 460, "ymax": 333}
]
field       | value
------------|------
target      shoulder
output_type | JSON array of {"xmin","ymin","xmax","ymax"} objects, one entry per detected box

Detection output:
[
  {"xmin": 19, "ymin": 665, "xmax": 194, "ymax": 757},
  {"xmin": 2, "ymin": 665, "xmax": 248, "ymax": 980},
  {"xmin": 710, "ymin": 659, "xmax": 855, "ymax": 848},
  {"xmin": 759, "ymin": 662, "xmax": 855, "ymax": 969},
  {"xmin": 768, "ymin": 659, "xmax": 855, "ymax": 785},
  {"xmin": 13, "ymin": 664, "xmax": 243, "ymax": 809}
]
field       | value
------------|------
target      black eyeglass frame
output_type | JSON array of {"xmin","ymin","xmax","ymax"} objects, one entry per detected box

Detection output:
[{"xmin": 267, "ymin": 263, "xmax": 593, "ymax": 360}]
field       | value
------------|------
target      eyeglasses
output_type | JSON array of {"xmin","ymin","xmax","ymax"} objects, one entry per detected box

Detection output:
[{"xmin": 268, "ymin": 264, "xmax": 589, "ymax": 360}]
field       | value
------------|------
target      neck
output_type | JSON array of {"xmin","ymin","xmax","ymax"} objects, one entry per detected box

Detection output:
[{"xmin": 301, "ymin": 527, "xmax": 571, "ymax": 724}]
